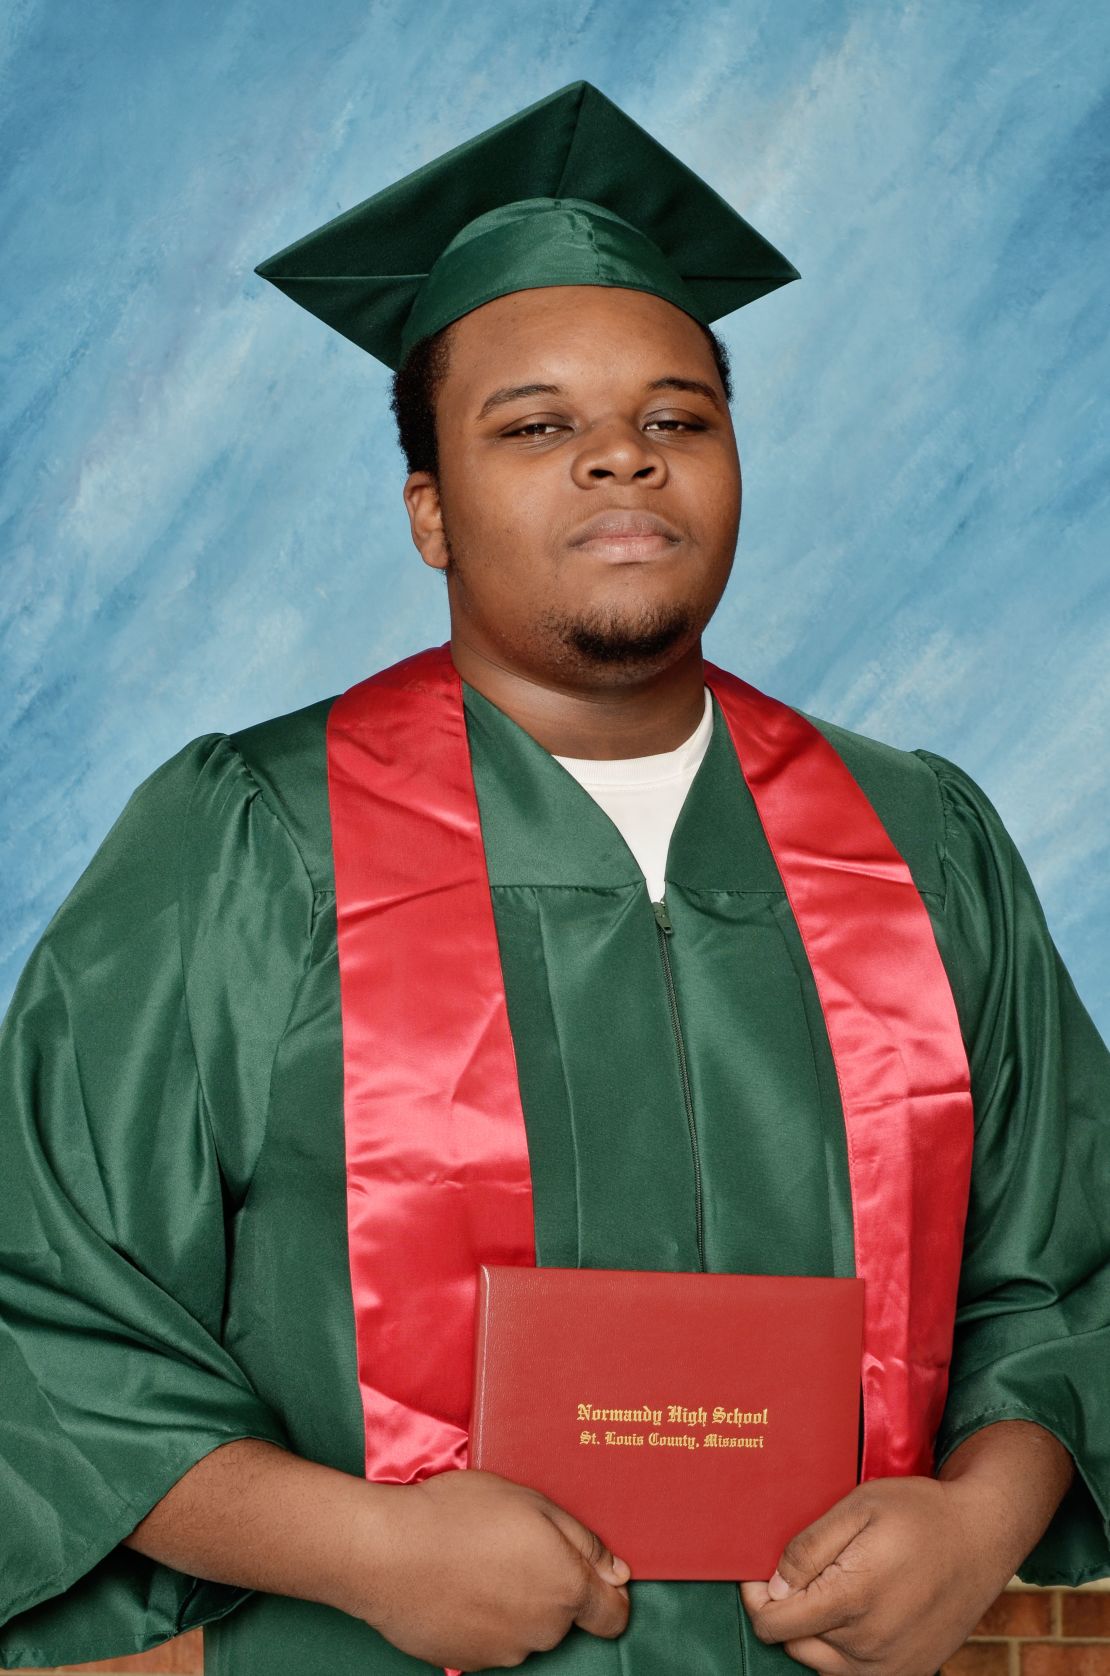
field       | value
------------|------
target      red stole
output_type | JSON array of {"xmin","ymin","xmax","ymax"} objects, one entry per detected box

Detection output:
[{"xmin": 326, "ymin": 642, "xmax": 974, "ymax": 1502}]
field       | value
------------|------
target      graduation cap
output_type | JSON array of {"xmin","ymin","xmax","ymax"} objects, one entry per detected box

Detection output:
[{"xmin": 254, "ymin": 79, "xmax": 799, "ymax": 372}]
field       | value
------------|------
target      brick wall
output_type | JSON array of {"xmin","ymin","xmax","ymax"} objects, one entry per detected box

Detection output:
[
  {"xmin": 943, "ymin": 1579, "xmax": 1110, "ymax": 1676},
  {"xmin": 13, "ymin": 1579, "xmax": 1110, "ymax": 1672}
]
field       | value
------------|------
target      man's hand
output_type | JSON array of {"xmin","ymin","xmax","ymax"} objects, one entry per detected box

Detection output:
[
  {"xmin": 739, "ymin": 1420, "xmax": 1075, "ymax": 1676},
  {"xmin": 346, "ymin": 1468, "xmax": 632, "ymax": 1672},
  {"xmin": 124, "ymin": 1441, "xmax": 630, "ymax": 1673},
  {"xmin": 740, "ymin": 1475, "xmax": 1011, "ymax": 1675}
]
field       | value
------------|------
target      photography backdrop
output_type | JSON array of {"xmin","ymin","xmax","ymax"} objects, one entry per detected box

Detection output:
[{"xmin": 2, "ymin": 0, "xmax": 1108, "ymax": 1035}]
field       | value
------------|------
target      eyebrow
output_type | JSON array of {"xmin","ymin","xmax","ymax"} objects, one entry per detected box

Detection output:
[
  {"xmin": 649, "ymin": 376, "xmax": 723, "ymax": 410},
  {"xmin": 476, "ymin": 383, "xmax": 562, "ymax": 420},
  {"xmin": 475, "ymin": 376, "xmax": 723, "ymax": 421}
]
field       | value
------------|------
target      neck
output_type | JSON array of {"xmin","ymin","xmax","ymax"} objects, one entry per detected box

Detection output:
[{"xmin": 449, "ymin": 634, "xmax": 708, "ymax": 759}]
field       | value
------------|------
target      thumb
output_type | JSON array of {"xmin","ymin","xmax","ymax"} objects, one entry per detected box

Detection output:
[{"xmin": 767, "ymin": 1488, "xmax": 873, "ymax": 1599}]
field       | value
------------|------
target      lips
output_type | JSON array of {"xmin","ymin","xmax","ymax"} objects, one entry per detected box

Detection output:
[
  {"xmin": 569, "ymin": 510, "xmax": 682, "ymax": 545},
  {"xmin": 570, "ymin": 512, "xmax": 683, "ymax": 563}
]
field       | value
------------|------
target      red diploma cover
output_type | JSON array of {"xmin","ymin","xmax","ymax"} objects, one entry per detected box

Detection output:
[{"xmin": 470, "ymin": 1264, "xmax": 865, "ymax": 1581}]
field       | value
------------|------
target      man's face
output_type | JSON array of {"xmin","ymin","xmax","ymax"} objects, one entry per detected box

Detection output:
[{"xmin": 403, "ymin": 284, "xmax": 741, "ymax": 690}]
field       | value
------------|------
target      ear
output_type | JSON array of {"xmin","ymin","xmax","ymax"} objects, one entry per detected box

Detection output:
[{"xmin": 403, "ymin": 471, "xmax": 450, "ymax": 572}]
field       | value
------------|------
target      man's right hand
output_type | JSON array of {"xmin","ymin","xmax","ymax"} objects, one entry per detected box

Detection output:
[
  {"xmin": 346, "ymin": 1467, "xmax": 632, "ymax": 1671},
  {"xmin": 123, "ymin": 1440, "xmax": 630, "ymax": 1671}
]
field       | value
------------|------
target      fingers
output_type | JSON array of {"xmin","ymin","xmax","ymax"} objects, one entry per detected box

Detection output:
[
  {"xmin": 742, "ymin": 1554, "xmax": 867, "ymax": 1646},
  {"xmin": 572, "ymin": 1563, "xmax": 631, "ymax": 1640},
  {"xmin": 778, "ymin": 1634, "xmax": 856, "ymax": 1675},
  {"xmin": 742, "ymin": 1582, "xmax": 862, "ymax": 1674},
  {"xmin": 545, "ymin": 1504, "xmax": 631, "ymax": 1586},
  {"xmin": 739, "ymin": 1488, "xmax": 875, "ymax": 1644},
  {"xmin": 540, "ymin": 1506, "xmax": 632, "ymax": 1640},
  {"xmin": 774, "ymin": 1489, "xmax": 874, "ymax": 1594}
]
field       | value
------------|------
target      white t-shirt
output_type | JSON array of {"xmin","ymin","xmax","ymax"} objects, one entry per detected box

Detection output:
[{"xmin": 553, "ymin": 688, "xmax": 713, "ymax": 904}]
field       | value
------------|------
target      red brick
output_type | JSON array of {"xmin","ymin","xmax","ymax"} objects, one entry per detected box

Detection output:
[
  {"xmin": 14, "ymin": 1628, "xmax": 203, "ymax": 1672},
  {"xmin": 1022, "ymin": 1645, "xmax": 1110, "ymax": 1676},
  {"xmin": 973, "ymin": 1590, "xmax": 1055, "ymax": 1637},
  {"xmin": 942, "ymin": 1643, "xmax": 1013, "ymax": 1676},
  {"xmin": 1063, "ymin": 1593, "xmax": 1110, "ymax": 1637}
]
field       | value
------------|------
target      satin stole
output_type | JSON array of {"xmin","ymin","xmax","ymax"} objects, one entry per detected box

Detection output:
[{"xmin": 326, "ymin": 641, "xmax": 974, "ymax": 1500}]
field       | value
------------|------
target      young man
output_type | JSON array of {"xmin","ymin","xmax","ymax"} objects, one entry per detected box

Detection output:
[{"xmin": 1, "ymin": 80, "xmax": 1107, "ymax": 1676}]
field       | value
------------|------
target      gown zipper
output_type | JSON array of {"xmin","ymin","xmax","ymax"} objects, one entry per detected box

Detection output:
[{"xmin": 652, "ymin": 897, "xmax": 707, "ymax": 1272}]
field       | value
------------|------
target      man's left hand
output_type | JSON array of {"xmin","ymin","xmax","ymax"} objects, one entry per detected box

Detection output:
[{"xmin": 739, "ymin": 1474, "xmax": 1017, "ymax": 1676}]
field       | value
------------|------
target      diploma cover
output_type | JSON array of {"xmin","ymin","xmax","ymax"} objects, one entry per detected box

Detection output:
[{"xmin": 470, "ymin": 1265, "xmax": 865, "ymax": 1580}]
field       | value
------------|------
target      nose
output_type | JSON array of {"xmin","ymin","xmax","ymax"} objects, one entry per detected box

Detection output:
[{"xmin": 570, "ymin": 418, "xmax": 668, "ymax": 488}]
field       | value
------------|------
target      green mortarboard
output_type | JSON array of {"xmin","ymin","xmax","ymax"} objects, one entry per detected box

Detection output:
[{"xmin": 254, "ymin": 79, "xmax": 799, "ymax": 372}]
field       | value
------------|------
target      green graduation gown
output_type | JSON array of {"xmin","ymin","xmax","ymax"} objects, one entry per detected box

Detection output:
[{"xmin": 1, "ymin": 677, "xmax": 1108, "ymax": 1675}]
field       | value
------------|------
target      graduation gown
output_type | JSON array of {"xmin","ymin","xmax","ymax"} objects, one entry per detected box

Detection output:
[{"xmin": 1, "ymin": 674, "xmax": 1108, "ymax": 1675}]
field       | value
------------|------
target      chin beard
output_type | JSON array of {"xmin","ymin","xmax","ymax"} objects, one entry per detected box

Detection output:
[
  {"xmin": 442, "ymin": 525, "xmax": 700, "ymax": 673},
  {"xmin": 547, "ymin": 600, "xmax": 697, "ymax": 669}
]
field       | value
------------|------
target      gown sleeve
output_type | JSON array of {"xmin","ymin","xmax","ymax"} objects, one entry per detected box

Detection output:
[
  {"xmin": 915, "ymin": 749, "xmax": 1110, "ymax": 1586},
  {"xmin": 0, "ymin": 731, "xmax": 316, "ymax": 1668}
]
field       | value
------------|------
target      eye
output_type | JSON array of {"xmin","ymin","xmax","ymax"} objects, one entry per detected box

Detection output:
[{"xmin": 504, "ymin": 417, "xmax": 708, "ymax": 438}]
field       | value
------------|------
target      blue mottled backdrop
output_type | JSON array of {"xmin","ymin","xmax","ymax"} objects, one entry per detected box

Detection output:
[{"xmin": 2, "ymin": 1, "xmax": 1108, "ymax": 1033}]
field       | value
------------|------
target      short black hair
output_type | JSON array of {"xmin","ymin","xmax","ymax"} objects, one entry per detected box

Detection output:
[{"xmin": 389, "ymin": 313, "xmax": 734, "ymax": 480}]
